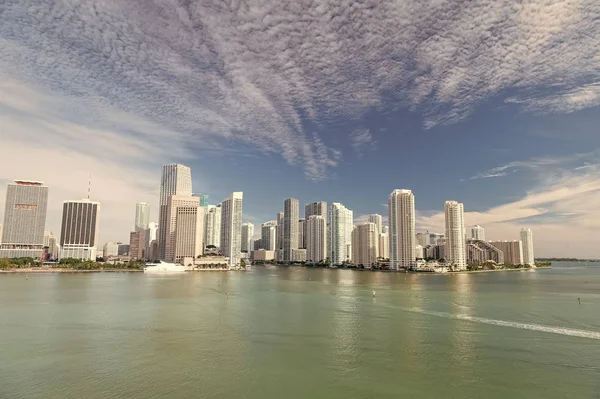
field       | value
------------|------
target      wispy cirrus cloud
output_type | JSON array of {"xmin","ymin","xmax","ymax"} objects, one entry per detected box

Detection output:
[
  {"xmin": 0, "ymin": 0, "xmax": 599, "ymax": 177},
  {"xmin": 349, "ymin": 128, "xmax": 376, "ymax": 158}
]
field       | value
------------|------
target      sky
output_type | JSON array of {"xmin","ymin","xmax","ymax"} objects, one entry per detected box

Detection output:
[{"xmin": 0, "ymin": 0, "xmax": 599, "ymax": 258}]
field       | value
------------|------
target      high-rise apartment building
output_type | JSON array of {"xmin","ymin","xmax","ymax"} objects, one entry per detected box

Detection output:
[
  {"xmin": 306, "ymin": 215, "xmax": 326, "ymax": 263},
  {"xmin": 0, "ymin": 180, "xmax": 49, "ymax": 259},
  {"xmin": 60, "ymin": 199, "xmax": 100, "ymax": 260},
  {"xmin": 204, "ymin": 205, "xmax": 221, "ymax": 248},
  {"xmin": 305, "ymin": 201, "xmax": 327, "ymax": 220},
  {"xmin": 490, "ymin": 240, "xmax": 523, "ymax": 265},
  {"xmin": 220, "ymin": 192, "xmax": 243, "ymax": 268},
  {"xmin": 520, "ymin": 228, "xmax": 535, "ymax": 266},
  {"xmin": 241, "ymin": 222, "xmax": 254, "ymax": 253},
  {"xmin": 43, "ymin": 231, "xmax": 58, "ymax": 260},
  {"xmin": 103, "ymin": 242, "xmax": 119, "ymax": 258},
  {"xmin": 467, "ymin": 239, "xmax": 504, "ymax": 264},
  {"xmin": 388, "ymin": 189, "xmax": 416, "ymax": 270},
  {"xmin": 276, "ymin": 211, "xmax": 284, "ymax": 260},
  {"xmin": 298, "ymin": 218, "xmax": 305, "ymax": 249},
  {"xmin": 158, "ymin": 164, "xmax": 192, "ymax": 260},
  {"xmin": 378, "ymin": 232, "xmax": 389, "ymax": 259},
  {"xmin": 416, "ymin": 232, "xmax": 430, "ymax": 247},
  {"xmin": 471, "ymin": 225, "xmax": 485, "ymax": 241},
  {"xmin": 129, "ymin": 231, "xmax": 144, "ymax": 260},
  {"xmin": 415, "ymin": 244, "xmax": 424, "ymax": 259},
  {"xmin": 445, "ymin": 201, "xmax": 467, "ymax": 270},
  {"xmin": 283, "ymin": 198, "xmax": 299, "ymax": 262},
  {"xmin": 329, "ymin": 202, "xmax": 353, "ymax": 266},
  {"xmin": 174, "ymin": 205, "xmax": 204, "ymax": 262},
  {"xmin": 429, "ymin": 232, "xmax": 444, "ymax": 245},
  {"xmin": 261, "ymin": 221, "xmax": 277, "ymax": 251},
  {"xmin": 352, "ymin": 222, "xmax": 378, "ymax": 268},
  {"xmin": 368, "ymin": 214, "xmax": 383, "ymax": 235},
  {"xmin": 194, "ymin": 193, "xmax": 209, "ymax": 207},
  {"xmin": 148, "ymin": 222, "xmax": 158, "ymax": 242},
  {"xmin": 134, "ymin": 202, "xmax": 150, "ymax": 231},
  {"xmin": 165, "ymin": 195, "xmax": 201, "ymax": 261}
]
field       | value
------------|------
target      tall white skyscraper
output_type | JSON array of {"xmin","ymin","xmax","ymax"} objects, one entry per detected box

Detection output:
[
  {"xmin": 379, "ymin": 232, "xmax": 389, "ymax": 259},
  {"xmin": 276, "ymin": 211, "xmax": 284, "ymax": 258},
  {"xmin": 520, "ymin": 228, "xmax": 535, "ymax": 266},
  {"xmin": 204, "ymin": 205, "xmax": 221, "ymax": 248},
  {"xmin": 352, "ymin": 222, "xmax": 378, "ymax": 268},
  {"xmin": 220, "ymin": 192, "xmax": 243, "ymax": 268},
  {"xmin": 298, "ymin": 218, "xmax": 305, "ymax": 249},
  {"xmin": 368, "ymin": 214, "xmax": 383, "ymax": 235},
  {"xmin": 134, "ymin": 202, "xmax": 150, "ymax": 231},
  {"xmin": 165, "ymin": 195, "xmax": 201, "ymax": 261},
  {"xmin": 283, "ymin": 198, "xmax": 299, "ymax": 262},
  {"xmin": 148, "ymin": 222, "xmax": 158, "ymax": 242},
  {"xmin": 329, "ymin": 202, "xmax": 353, "ymax": 266},
  {"xmin": 445, "ymin": 201, "xmax": 467, "ymax": 270},
  {"xmin": 388, "ymin": 189, "xmax": 416, "ymax": 270},
  {"xmin": 241, "ymin": 222, "xmax": 254, "ymax": 253},
  {"xmin": 471, "ymin": 225, "xmax": 485, "ymax": 241},
  {"xmin": 60, "ymin": 199, "xmax": 101, "ymax": 260},
  {"xmin": 0, "ymin": 180, "xmax": 49, "ymax": 259},
  {"xmin": 306, "ymin": 215, "xmax": 326, "ymax": 263},
  {"xmin": 158, "ymin": 164, "xmax": 192, "ymax": 260},
  {"xmin": 416, "ymin": 232, "xmax": 430, "ymax": 247},
  {"xmin": 261, "ymin": 221, "xmax": 277, "ymax": 251},
  {"xmin": 305, "ymin": 201, "xmax": 327, "ymax": 219}
]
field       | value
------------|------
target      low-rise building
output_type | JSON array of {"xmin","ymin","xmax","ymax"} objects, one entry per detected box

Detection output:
[{"xmin": 253, "ymin": 249, "xmax": 276, "ymax": 261}]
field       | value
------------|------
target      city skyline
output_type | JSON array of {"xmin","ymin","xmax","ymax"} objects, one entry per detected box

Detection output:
[{"xmin": 1, "ymin": 2, "xmax": 599, "ymax": 258}]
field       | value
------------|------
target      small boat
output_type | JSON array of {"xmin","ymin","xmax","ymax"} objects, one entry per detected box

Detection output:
[{"xmin": 143, "ymin": 261, "xmax": 187, "ymax": 274}]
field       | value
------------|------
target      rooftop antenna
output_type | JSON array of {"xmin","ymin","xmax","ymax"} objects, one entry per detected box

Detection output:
[{"xmin": 87, "ymin": 173, "xmax": 91, "ymax": 200}]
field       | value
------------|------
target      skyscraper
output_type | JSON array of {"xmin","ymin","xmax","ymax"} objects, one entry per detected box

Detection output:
[
  {"xmin": 416, "ymin": 232, "xmax": 430, "ymax": 247},
  {"xmin": 388, "ymin": 189, "xmax": 416, "ymax": 270},
  {"xmin": 261, "ymin": 221, "xmax": 277, "ymax": 251},
  {"xmin": 490, "ymin": 240, "xmax": 523, "ymax": 265},
  {"xmin": 174, "ymin": 205, "xmax": 204, "ymax": 262},
  {"xmin": 129, "ymin": 231, "xmax": 144, "ymax": 260},
  {"xmin": 194, "ymin": 193, "xmax": 209, "ymax": 207},
  {"xmin": 241, "ymin": 222, "xmax": 254, "ymax": 253},
  {"xmin": 165, "ymin": 195, "xmax": 201, "ymax": 261},
  {"xmin": 379, "ymin": 231, "xmax": 389, "ymax": 259},
  {"xmin": 148, "ymin": 222, "xmax": 158, "ymax": 242},
  {"xmin": 60, "ymin": 199, "xmax": 101, "ymax": 260},
  {"xmin": 329, "ymin": 202, "xmax": 353, "ymax": 266},
  {"xmin": 283, "ymin": 198, "xmax": 299, "ymax": 262},
  {"xmin": 276, "ymin": 211, "xmax": 284, "ymax": 260},
  {"xmin": 43, "ymin": 231, "xmax": 58, "ymax": 260},
  {"xmin": 306, "ymin": 215, "xmax": 326, "ymax": 263},
  {"xmin": 0, "ymin": 180, "xmax": 49, "ymax": 259},
  {"xmin": 204, "ymin": 205, "xmax": 221, "ymax": 248},
  {"xmin": 134, "ymin": 202, "xmax": 150, "ymax": 231},
  {"xmin": 352, "ymin": 222, "xmax": 378, "ymax": 268},
  {"xmin": 445, "ymin": 201, "xmax": 467, "ymax": 270},
  {"xmin": 220, "ymin": 192, "xmax": 243, "ymax": 268},
  {"xmin": 298, "ymin": 218, "xmax": 305, "ymax": 249},
  {"xmin": 368, "ymin": 214, "xmax": 383, "ymax": 235},
  {"xmin": 158, "ymin": 164, "xmax": 192, "ymax": 260},
  {"xmin": 305, "ymin": 201, "xmax": 327, "ymax": 219},
  {"xmin": 520, "ymin": 228, "xmax": 535, "ymax": 266},
  {"xmin": 471, "ymin": 225, "xmax": 485, "ymax": 241}
]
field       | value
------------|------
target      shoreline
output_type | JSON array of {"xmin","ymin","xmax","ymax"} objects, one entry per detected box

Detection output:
[{"xmin": 0, "ymin": 268, "xmax": 143, "ymax": 273}]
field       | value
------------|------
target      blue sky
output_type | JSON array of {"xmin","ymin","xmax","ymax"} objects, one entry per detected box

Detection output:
[{"xmin": 1, "ymin": 0, "xmax": 599, "ymax": 257}]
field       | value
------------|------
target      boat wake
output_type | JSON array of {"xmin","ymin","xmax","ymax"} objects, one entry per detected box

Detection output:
[{"xmin": 404, "ymin": 307, "xmax": 600, "ymax": 340}]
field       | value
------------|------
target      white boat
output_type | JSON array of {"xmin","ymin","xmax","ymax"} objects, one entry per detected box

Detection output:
[{"xmin": 143, "ymin": 261, "xmax": 188, "ymax": 274}]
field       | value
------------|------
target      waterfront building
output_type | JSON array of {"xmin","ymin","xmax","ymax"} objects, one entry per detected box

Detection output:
[
  {"xmin": 352, "ymin": 222, "xmax": 378, "ymax": 268},
  {"xmin": 378, "ymin": 232, "xmax": 389, "ymax": 259},
  {"xmin": 445, "ymin": 201, "xmax": 467, "ymax": 270},
  {"xmin": 521, "ymin": 228, "xmax": 535, "ymax": 266},
  {"xmin": 174, "ymin": 205, "xmax": 204, "ymax": 262},
  {"xmin": 60, "ymin": 199, "xmax": 100, "ymax": 260},
  {"xmin": 283, "ymin": 199, "xmax": 299, "ymax": 262},
  {"xmin": 368, "ymin": 214, "xmax": 383, "ymax": 235},
  {"xmin": 292, "ymin": 248, "xmax": 307, "ymax": 262},
  {"xmin": 306, "ymin": 215, "xmax": 326, "ymax": 263},
  {"xmin": 490, "ymin": 240, "xmax": 523, "ymax": 265},
  {"xmin": 148, "ymin": 222, "xmax": 158, "ymax": 242},
  {"xmin": 261, "ymin": 221, "xmax": 277, "ymax": 251},
  {"xmin": 471, "ymin": 225, "xmax": 485, "ymax": 241},
  {"xmin": 129, "ymin": 231, "xmax": 144, "ymax": 260},
  {"xmin": 134, "ymin": 202, "xmax": 150, "ymax": 231},
  {"xmin": 467, "ymin": 239, "xmax": 504, "ymax": 264},
  {"xmin": 241, "ymin": 222, "xmax": 254, "ymax": 253},
  {"xmin": 165, "ymin": 195, "xmax": 201, "ymax": 261},
  {"xmin": 43, "ymin": 231, "xmax": 58, "ymax": 260},
  {"xmin": 0, "ymin": 180, "xmax": 49, "ymax": 259},
  {"xmin": 416, "ymin": 232, "xmax": 430, "ymax": 247},
  {"xmin": 204, "ymin": 205, "xmax": 221, "ymax": 248},
  {"xmin": 253, "ymin": 249, "xmax": 276, "ymax": 261},
  {"xmin": 329, "ymin": 202, "xmax": 353, "ymax": 266},
  {"xmin": 415, "ymin": 244, "xmax": 424, "ymax": 259},
  {"xmin": 158, "ymin": 164, "xmax": 192, "ymax": 260},
  {"xmin": 220, "ymin": 192, "xmax": 243, "ymax": 268},
  {"xmin": 388, "ymin": 189, "xmax": 416, "ymax": 270},
  {"xmin": 118, "ymin": 243, "xmax": 130, "ymax": 256},
  {"xmin": 103, "ymin": 242, "xmax": 119, "ymax": 258},
  {"xmin": 298, "ymin": 218, "xmax": 305, "ymax": 249},
  {"xmin": 253, "ymin": 239, "xmax": 262, "ymax": 250},
  {"xmin": 276, "ymin": 211, "xmax": 284, "ymax": 260}
]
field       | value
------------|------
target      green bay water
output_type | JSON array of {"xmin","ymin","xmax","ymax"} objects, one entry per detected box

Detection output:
[{"xmin": 1, "ymin": 262, "xmax": 599, "ymax": 398}]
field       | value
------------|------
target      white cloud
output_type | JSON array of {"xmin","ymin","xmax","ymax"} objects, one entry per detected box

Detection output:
[{"xmin": 349, "ymin": 128, "xmax": 375, "ymax": 157}]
